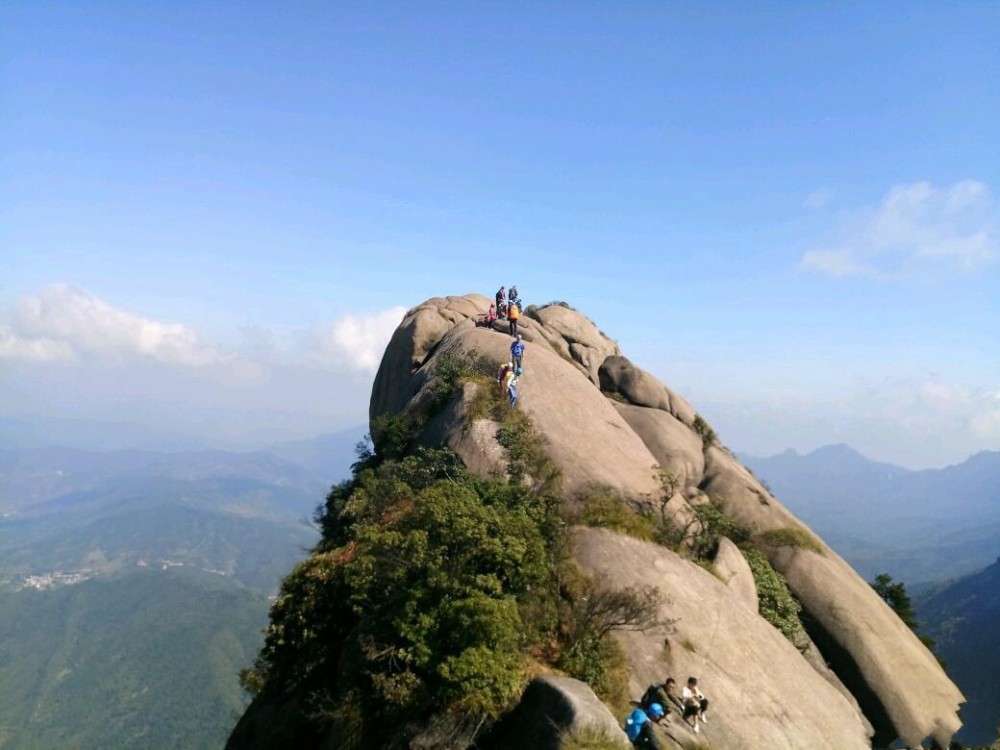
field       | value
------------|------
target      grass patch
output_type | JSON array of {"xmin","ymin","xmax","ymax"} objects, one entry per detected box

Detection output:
[
  {"xmin": 466, "ymin": 376, "xmax": 505, "ymax": 422},
  {"xmin": 756, "ymin": 527, "xmax": 823, "ymax": 554},
  {"xmin": 573, "ymin": 487, "xmax": 657, "ymax": 542},
  {"xmin": 430, "ymin": 346, "xmax": 495, "ymax": 406},
  {"xmin": 694, "ymin": 559, "xmax": 724, "ymax": 581},
  {"xmin": 560, "ymin": 723, "xmax": 627, "ymax": 749},
  {"xmin": 692, "ymin": 414, "xmax": 717, "ymax": 449}
]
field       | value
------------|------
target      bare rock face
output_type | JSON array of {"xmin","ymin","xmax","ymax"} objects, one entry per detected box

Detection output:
[
  {"xmin": 699, "ymin": 446, "xmax": 965, "ymax": 748},
  {"xmin": 712, "ymin": 536, "xmax": 758, "ymax": 613},
  {"xmin": 481, "ymin": 675, "xmax": 630, "ymax": 750},
  {"xmin": 371, "ymin": 297, "xmax": 660, "ymax": 498},
  {"xmin": 575, "ymin": 527, "xmax": 872, "ymax": 750},
  {"xmin": 370, "ymin": 294, "xmax": 966, "ymax": 747}
]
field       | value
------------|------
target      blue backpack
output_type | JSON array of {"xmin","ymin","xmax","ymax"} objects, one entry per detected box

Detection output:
[{"xmin": 624, "ymin": 708, "xmax": 648, "ymax": 742}]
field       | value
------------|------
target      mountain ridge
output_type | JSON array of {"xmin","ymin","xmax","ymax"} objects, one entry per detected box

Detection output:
[{"xmin": 229, "ymin": 294, "xmax": 965, "ymax": 750}]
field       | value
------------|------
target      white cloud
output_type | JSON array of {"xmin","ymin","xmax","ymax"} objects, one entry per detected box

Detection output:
[
  {"xmin": 311, "ymin": 306, "xmax": 407, "ymax": 372},
  {"xmin": 1, "ymin": 284, "xmax": 222, "ymax": 366},
  {"xmin": 799, "ymin": 180, "xmax": 998, "ymax": 278},
  {"xmin": 0, "ymin": 327, "xmax": 75, "ymax": 363}
]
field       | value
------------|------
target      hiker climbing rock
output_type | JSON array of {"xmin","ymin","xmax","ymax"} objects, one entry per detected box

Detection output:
[
  {"xmin": 497, "ymin": 361, "xmax": 514, "ymax": 394},
  {"xmin": 508, "ymin": 299, "xmax": 520, "ymax": 336},
  {"xmin": 624, "ymin": 703, "xmax": 664, "ymax": 749},
  {"xmin": 505, "ymin": 368, "xmax": 519, "ymax": 408},
  {"xmin": 484, "ymin": 303, "xmax": 497, "ymax": 328},
  {"xmin": 510, "ymin": 334, "xmax": 524, "ymax": 369}
]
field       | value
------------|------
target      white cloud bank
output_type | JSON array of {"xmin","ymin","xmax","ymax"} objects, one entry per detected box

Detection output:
[
  {"xmin": 0, "ymin": 285, "xmax": 407, "ymax": 376},
  {"xmin": 310, "ymin": 306, "xmax": 407, "ymax": 372},
  {"xmin": 0, "ymin": 284, "xmax": 410, "ymax": 446},
  {"xmin": 1, "ymin": 285, "xmax": 221, "ymax": 366},
  {"xmin": 800, "ymin": 180, "xmax": 997, "ymax": 278}
]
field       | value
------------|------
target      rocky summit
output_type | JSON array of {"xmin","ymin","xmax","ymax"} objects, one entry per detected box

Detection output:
[{"xmin": 231, "ymin": 294, "xmax": 965, "ymax": 750}]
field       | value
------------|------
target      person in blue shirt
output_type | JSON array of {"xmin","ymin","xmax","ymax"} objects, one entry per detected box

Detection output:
[
  {"xmin": 510, "ymin": 334, "xmax": 525, "ymax": 369},
  {"xmin": 624, "ymin": 702, "xmax": 664, "ymax": 748}
]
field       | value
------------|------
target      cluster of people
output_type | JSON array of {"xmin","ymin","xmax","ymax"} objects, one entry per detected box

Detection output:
[
  {"xmin": 483, "ymin": 285, "xmax": 527, "ymax": 409},
  {"xmin": 624, "ymin": 676, "xmax": 710, "ymax": 748},
  {"xmin": 496, "ymin": 334, "xmax": 525, "ymax": 408},
  {"xmin": 485, "ymin": 284, "xmax": 522, "ymax": 336}
]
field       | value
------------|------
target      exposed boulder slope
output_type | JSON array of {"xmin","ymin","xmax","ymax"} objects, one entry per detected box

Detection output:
[{"xmin": 370, "ymin": 294, "xmax": 964, "ymax": 749}]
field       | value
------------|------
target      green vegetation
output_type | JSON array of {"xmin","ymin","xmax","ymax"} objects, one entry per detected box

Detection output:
[
  {"xmin": 245, "ymin": 393, "xmax": 661, "ymax": 748},
  {"xmin": 871, "ymin": 573, "xmax": 937, "ymax": 653},
  {"xmin": 692, "ymin": 414, "xmax": 717, "ymax": 449},
  {"xmin": 755, "ymin": 526, "xmax": 823, "ymax": 554},
  {"xmin": 429, "ymin": 346, "xmax": 495, "ymax": 405},
  {"xmin": 742, "ymin": 548, "xmax": 805, "ymax": 642},
  {"xmin": 570, "ymin": 472, "xmax": 812, "ymax": 648},
  {"xmin": 0, "ymin": 569, "xmax": 267, "ymax": 750},
  {"xmin": 574, "ymin": 487, "xmax": 656, "ymax": 541}
]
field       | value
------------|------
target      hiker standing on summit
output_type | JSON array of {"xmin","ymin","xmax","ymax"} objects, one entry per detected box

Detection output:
[
  {"xmin": 496, "ymin": 285, "xmax": 506, "ymax": 312},
  {"xmin": 507, "ymin": 299, "xmax": 520, "ymax": 336}
]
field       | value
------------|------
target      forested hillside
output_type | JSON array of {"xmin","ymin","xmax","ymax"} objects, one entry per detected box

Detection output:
[
  {"xmin": 0, "ymin": 439, "xmax": 348, "ymax": 749},
  {"xmin": 0, "ymin": 570, "xmax": 267, "ymax": 750},
  {"xmin": 917, "ymin": 559, "xmax": 1000, "ymax": 746}
]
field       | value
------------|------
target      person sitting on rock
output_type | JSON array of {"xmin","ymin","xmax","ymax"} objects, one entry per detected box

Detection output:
[
  {"xmin": 510, "ymin": 334, "xmax": 525, "ymax": 368},
  {"xmin": 508, "ymin": 300, "xmax": 520, "ymax": 336},
  {"xmin": 682, "ymin": 676, "xmax": 709, "ymax": 733},
  {"xmin": 484, "ymin": 303, "xmax": 497, "ymax": 328},
  {"xmin": 663, "ymin": 677, "xmax": 685, "ymax": 715},
  {"xmin": 624, "ymin": 703, "xmax": 664, "ymax": 749},
  {"xmin": 641, "ymin": 678, "xmax": 680, "ymax": 721}
]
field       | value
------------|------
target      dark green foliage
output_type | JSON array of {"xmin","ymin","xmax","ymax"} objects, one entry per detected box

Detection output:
[
  {"xmin": 250, "ymin": 402, "xmax": 669, "ymax": 746},
  {"xmin": 494, "ymin": 403, "xmax": 562, "ymax": 495},
  {"xmin": 871, "ymin": 573, "xmax": 918, "ymax": 629},
  {"xmin": 250, "ymin": 446, "xmax": 566, "ymax": 747},
  {"xmin": 742, "ymin": 548, "xmax": 805, "ymax": 641},
  {"xmin": 0, "ymin": 570, "xmax": 267, "ymax": 750},
  {"xmin": 871, "ymin": 573, "xmax": 938, "ymax": 654},
  {"xmin": 688, "ymin": 500, "xmax": 753, "ymax": 560},
  {"xmin": 692, "ymin": 414, "xmax": 717, "ymax": 449},
  {"xmin": 369, "ymin": 413, "xmax": 422, "ymax": 462}
]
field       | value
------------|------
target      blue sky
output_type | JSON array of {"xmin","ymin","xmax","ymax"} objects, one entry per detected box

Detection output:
[{"xmin": 2, "ymin": 2, "xmax": 998, "ymax": 466}]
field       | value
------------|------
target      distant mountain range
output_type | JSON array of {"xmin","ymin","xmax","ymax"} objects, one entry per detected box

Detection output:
[
  {"xmin": 0, "ymin": 430, "xmax": 363, "ymax": 749},
  {"xmin": 917, "ymin": 558, "xmax": 1000, "ymax": 745},
  {"xmin": 739, "ymin": 444, "xmax": 1000, "ymax": 584}
]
